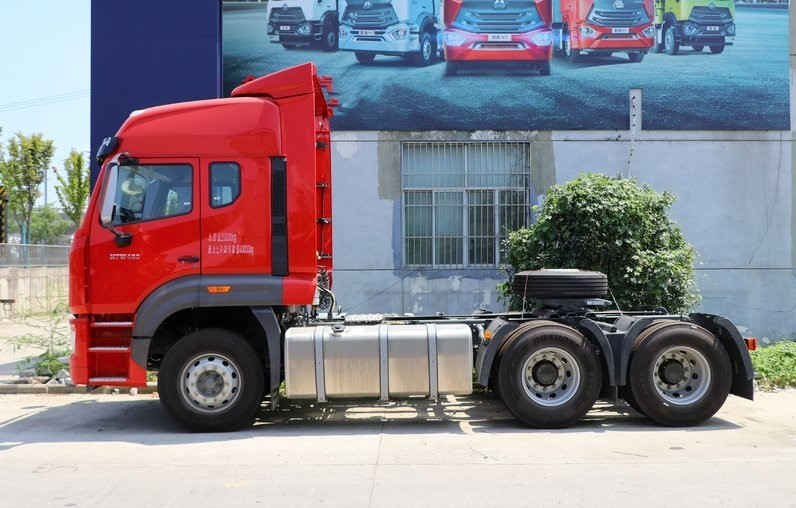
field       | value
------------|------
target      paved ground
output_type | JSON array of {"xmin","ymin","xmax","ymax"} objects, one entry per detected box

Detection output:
[{"xmin": 0, "ymin": 389, "xmax": 794, "ymax": 507}]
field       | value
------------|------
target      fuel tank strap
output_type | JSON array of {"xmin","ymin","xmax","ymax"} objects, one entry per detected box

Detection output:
[{"xmin": 426, "ymin": 323, "xmax": 438, "ymax": 400}]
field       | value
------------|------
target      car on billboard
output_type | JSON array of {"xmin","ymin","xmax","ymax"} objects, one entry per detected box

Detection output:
[
  {"xmin": 266, "ymin": 0, "xmax": 340, "ymax": 51},
  {"xmin": 442, "ymin": 0, "xmax": 554, "ymax": 76},
  {"xmin": 552, "ymin": 0, "xmax": 655, "ymax": 63},
  {"xmin": 338, "ymin": 0, "xmax": 441, "ymax": 66}
]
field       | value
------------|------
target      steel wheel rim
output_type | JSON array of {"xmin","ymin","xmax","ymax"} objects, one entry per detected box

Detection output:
[
  {"xmin": 652, "ymin": 346, "xmax": 711, "ymax": 405},
  {"xmin": 326, "ymin": 30, "xmax": 336, "ymax": 47},
  {"xmin": 665, "ymin": 30, "xmax": 674, "ymax": 50},
  {"xmin": 520, "ymin": 346, "xmax": 581, "ymax": 407},
  {"xmin": 422, "ymin": 39, "xmax": 432, "ymax": 61},
  {"xmin": 180, "ymin": 353, "xmax": 241, "ymax": 413}
]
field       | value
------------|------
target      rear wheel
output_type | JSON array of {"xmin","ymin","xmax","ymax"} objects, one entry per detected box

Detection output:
[
  {"xmin": 709, "ymin": 44, "xmax": 725, "ymax": 54},
  {"xmin": 497, "ymin": 322, "xmax": 602, "ymax": 428},
  {"xmin": 158, "ymin": 328, "xmax": 264, "ymax": 432},
  {"xmin": 355, "ymin": 51, "xmax": 376, "ymax": 64},
  {"xmin": 625, "ymin": 322, "xmax": 731, "ymax": 426}
]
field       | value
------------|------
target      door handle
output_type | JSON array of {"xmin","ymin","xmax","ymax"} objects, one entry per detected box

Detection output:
[{"xmin": 178, "ymin": 256, "xmax": 200, "ymax": 263}]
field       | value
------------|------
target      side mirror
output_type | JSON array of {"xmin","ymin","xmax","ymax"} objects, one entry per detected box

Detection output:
[
  {"xmin": 100, "ymin": 164, "xmax": 119, "ymax": 225},
  {"xmin": 98, "ymin": 162, "xmax": 134, "ymax": 248}
]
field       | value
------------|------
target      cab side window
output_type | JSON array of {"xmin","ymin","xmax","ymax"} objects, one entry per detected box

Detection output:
[
  {"xmin": 210, "ymin": 162, "xmax": 241, "ymax": 208},
  {"xmin": 113, "ymin": 164, "xmax": 192, "ymax": 225}
]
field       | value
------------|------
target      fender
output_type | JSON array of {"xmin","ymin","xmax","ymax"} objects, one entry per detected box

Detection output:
[{"xmin": 689, "ymin": 313, "xmax": 755, "ymax": 400}]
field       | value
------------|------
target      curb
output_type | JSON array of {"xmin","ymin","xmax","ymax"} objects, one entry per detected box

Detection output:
[{"xmin": 0, "ymin": 382, "xmax": 159, "ymax": 395}]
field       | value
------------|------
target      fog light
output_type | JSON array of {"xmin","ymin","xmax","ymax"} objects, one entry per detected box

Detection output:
[{"xmin": 579, "ymin": 26, "xmax": 596, "ymax": 38}]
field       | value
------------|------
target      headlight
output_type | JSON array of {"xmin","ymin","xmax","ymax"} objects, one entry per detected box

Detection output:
[
  {"xmin": 642, "ymin": 26, "xmax": 655, "ymax": 38},
  {"xmin": 727, "ymin": 24, "xmax": 736, "ymax": 36},
  {"xmin": 579, "ymin": 26, "xmax": 596, "ymax": 38},
  {"xmin": 683, "ymin": 24, "xmax": 698, "ymax": 36},
  {"xmin": 267, "ymin": 24, "xmax": 275, "ymax": 35},
  {"xmin": 388, "ymin": 28, "xmax": 407, "ymax": 41},
  {"xmin": 296, "ymin": 23, "xmax": 312, "ymax": 36},
  {"xmin": 532, "ymin": 31, "xmax": 552, "ymax": 46},
  {"xmin": 444, "ymin": 31, "xmax": 467, "ymax": 47},
  {"xmin": 340, "ymin": 26, "xmax": 349, "ymax": 39}
]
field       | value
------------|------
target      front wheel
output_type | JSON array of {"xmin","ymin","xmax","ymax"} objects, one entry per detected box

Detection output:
[
  {"xmin": 709, "ymin": 44, "xmax": 725, "ymax": 54},
  {"xmin": 625, "ymin": 322, "xmax": 731, "ymax": 427},
  {"xmin": 355, "ymin": 51, "xmax": 376, "ymax": 64},
  {"xmin": 628, "ymin": 52, "xmax": 644, "ymax": 63},
  {"xmin": 412, "ymin": 31, "xmax": 434, "ymax": 67},
  {"xmin": 158, "ymin": 328, "xmax": 265, "ymax": 432},
  {"xmin": 320, "ymin": 22, "xmax": 338, "ymax": 52},
  {"xmin": 496, "ymin": 322, "xmax": 602, "ymax": 428},
  {"xmin": 445, "ymin": 60, "xmax": 458, "ymax": 76},
  {"xmin": 664, "ymin": 25, "xmax": 679, "ymax": 55},
  {"xmin": 538, "ymin": 60, "xmax": 551, "ymax": 76}
]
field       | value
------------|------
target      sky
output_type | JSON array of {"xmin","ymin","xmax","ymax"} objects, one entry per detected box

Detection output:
[{"xmin": 0, "ymin": 0, "xmax": 91, "ymax": 206}]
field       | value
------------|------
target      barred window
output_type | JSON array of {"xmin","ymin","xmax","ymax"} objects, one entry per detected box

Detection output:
[{"xmin": 402, "ymin": 142, "xmax": 533, "ymax": 268}]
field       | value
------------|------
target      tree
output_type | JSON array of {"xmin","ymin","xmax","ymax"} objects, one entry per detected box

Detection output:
[
  {"xmin": 55, "ymin": 149, "xmax": 90, "ymax": 227},
  {"xmin": 500, "ymin": 173, "xmax": 699, "ymax": 313},
  {"xmin": 0, "ymin": 132, "xmax": 55, "ymax": 243},
  {"xmin": 30, "ymin": 205, "xmax": 70, "ymax": 245}
]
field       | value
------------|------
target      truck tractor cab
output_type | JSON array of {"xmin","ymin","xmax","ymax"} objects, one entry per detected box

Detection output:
[
  {"xmin": 267, "ymin": 0, "xmax": 340, "ymax": 51},
  {"xmin": 338, "ymin": 0, "xmax": 440, "ymax": 66},
  {"xmin": 553, "ymin": 0, "xmax": 654, "ymax": 63},
  {"xmin": 653, "ymin": 0, "xmax": 735, "ymax": 55},
  {"xmin": 442, "ymin": 0, "xmax": 554, "ymax": 76}
]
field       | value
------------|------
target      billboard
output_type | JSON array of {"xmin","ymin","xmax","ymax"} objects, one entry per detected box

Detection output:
[{"xmin": 222, "ymin": 0, "xmax": 789, "ymax": 131}]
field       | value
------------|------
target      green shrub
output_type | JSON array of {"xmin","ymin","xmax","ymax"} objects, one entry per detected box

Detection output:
[
  {"xmin": 500, "ymin": 173, "xmax": 699, "ymax": 313},
  {"xmin": 751, "ymin": 341, "xmax": 796, "ymax": 390}
]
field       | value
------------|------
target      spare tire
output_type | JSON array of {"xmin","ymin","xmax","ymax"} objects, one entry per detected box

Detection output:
[{"xmin": 512, "ymin": 269, "xmax": 608, "ymax": 299}]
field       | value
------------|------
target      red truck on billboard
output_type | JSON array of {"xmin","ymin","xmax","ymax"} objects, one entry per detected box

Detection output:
[
  {"xmin": 552, "ymin": 0, "xmax": 654, "ymax": 63},
  {"xmin": 442, "ymin": 0, "xmax": 554, "ymax": 76},
  {"xmin": 70, "ymin": 63, "xmax": 754, "ymax": 432}
]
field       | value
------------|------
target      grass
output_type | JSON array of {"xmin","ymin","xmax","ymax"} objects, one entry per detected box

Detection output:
[{"xmin": 751, "ymin": 340, "xmax": 796, "ymax": 390}]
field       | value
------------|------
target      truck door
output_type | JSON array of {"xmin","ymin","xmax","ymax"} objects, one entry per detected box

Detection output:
[
  {"xmin": 200, "ymin": 158, "xmax": 272, "ymax": 276},
  {"xmin": 89, "ymin": 158, "xmax": 200, "ymax": 314}
]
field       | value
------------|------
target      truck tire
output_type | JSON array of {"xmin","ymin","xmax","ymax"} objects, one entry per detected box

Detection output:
[
  {"xmin": 497, "ymin": 322, "xmax": 601, "ymax": 428},
  {"xmin": 320, "ymin": 21, "xmax": 338, "ymax": 52},
  {"xmin": 445, "ymin": 60, "xmax": 458, "ymax": 76},
  {"xmin": 692, "ymin": 45, "xmax": 704, "ymax": 52},
  {"xmin": 625, "ymin": 322, "xmax": 732, "ymax": 427},
  {"xmin": 664, "ymin": 25, "xmax": 679, "ymax": 55},
  {"xmin": 355, "ymin": 51, "xmax": 376, "ymax": 64},
  {"xmin": 563, "ymin": 29, "xmax": 580, "ymax": 63},
  {"xmin": 627, "ymin": 52, "xmax": 644, "ymax": 63},
  {"xmin": 709, "ymin": 45, "xmax": 724, "ymax": 54},
  {"xmin": 538, "ymin": 60, "xmax": 551, "ymax": 76},
  {"xmin": 412, "ymin": 31, "xmax": 434, "ymax": 67},
  {"xmin": 512, "ymin": 269, "xmax": 608, "ymax": 300},
  {"xmin": 158, "ymin": 328, "xmax": 265, "ymax": 432}
]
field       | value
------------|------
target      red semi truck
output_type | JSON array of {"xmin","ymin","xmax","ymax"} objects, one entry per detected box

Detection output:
[
  {"xmin": 552, "ymin": 0, "xmax": 655, "ymax": 63},
  {"xmin": 70, "ymin": 62, "xmax": 754, "ymax": 432},
  {"xmin": 442, "ymin": 0, "xmax": 554, "ymax": 76}
]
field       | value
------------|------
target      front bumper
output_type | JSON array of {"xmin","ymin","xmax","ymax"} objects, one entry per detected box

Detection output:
[
  {"xmin": 443, "ymin": 28, "xmax": 553, "ymax": 63},
  {"xmin": 571, "ymin": 23, "xmax": 655, "ymax": 52},
  {"xmin": 339, "ymin": 23, "xmax": 419, "ymax": 55},
  {"xmin": 680, "ymin": 20, "xmax": 735, "ymax": 45},
  {"xmin": 267, "ymin": 21, "xmax": 323, "ymax": 45}
]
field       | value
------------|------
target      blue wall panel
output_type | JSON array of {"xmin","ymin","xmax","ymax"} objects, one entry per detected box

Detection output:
[{"xmin": 90, "ymin": 0, "xmax": 221, "ymax": 186}]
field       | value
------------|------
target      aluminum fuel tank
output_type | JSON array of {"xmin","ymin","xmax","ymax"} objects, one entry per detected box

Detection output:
[{"xmin": 284, "ymin": 322, "xmax": 473, "ymax": 401}]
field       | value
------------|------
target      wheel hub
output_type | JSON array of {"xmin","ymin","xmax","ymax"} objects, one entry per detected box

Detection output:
[
  {"xmin": 181, "ymin": 354, "xmax": 241, "ymax": 413},
  {"xmin": 521, "ymin": 347, "xmax": 581, "ymax": 407},
  {"xmin": 652, "ymin": 347, "xmax": 711, "ymax": 405},
  {"xmin": 659, "ymin": 359, "xmax": 686, "ymax": 386}
]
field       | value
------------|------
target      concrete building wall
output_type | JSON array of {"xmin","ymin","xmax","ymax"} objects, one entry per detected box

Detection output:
[{"xmin": 330, "ymin": 125, "xmax": 795, "ymax": 339}]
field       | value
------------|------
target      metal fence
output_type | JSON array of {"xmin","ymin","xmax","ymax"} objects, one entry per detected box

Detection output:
[
  {"xmin": 0, "ymin": 244, "xmax": 70, "ymax": 267},
  {"xmin": 0, "ymin": 244, "xmax": 69, "ymax": 318}
]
